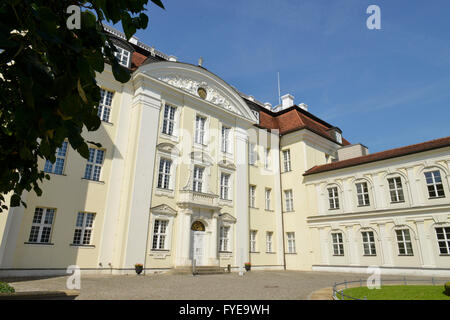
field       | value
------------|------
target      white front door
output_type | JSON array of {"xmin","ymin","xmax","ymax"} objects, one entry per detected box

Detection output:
[{"xmin": 193, "ymin": 231, "xmax": 205, "ymax": 266}]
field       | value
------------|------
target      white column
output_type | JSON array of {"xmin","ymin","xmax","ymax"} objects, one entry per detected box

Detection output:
[
  {"xmin": 271, "ymin": 133, "xmax": 284, "ymax": 266},
  {"xmin": 0, "ymin": 192, "xmax": 28, "ymax": 268},
  {"xmin": 346, "ymin": 226, "xmax": 360, "ymax": 265},
  {"xmin": 210, "ymin": 212, "xmax": 218, "ymax": 265},
  {"xmin": 176, "ymin": 208, "xmax": 192, "ymax": 266},
  {"xmin": 319, "ymin": 228, "xmax": 330, "ymax": 265},
  {"xmin": 378, "ymin": 223, "xmax": 394, "ymax": 266},
  {"xmin": 234, "ymin": 127, "xmax": 249, "ymax": 269},
  {"xmin": 415, "ymin": 220, "xmax": 435, "ymax": 267},
  {"xmin": 407, "ymin": 167, "xmax": 423, "ymax": 206},
  {"xmin": 122, "ymin": 83, "xmax": 162, "ymax": 269},
  {"xmin": 343, "ymin": 179, "xmax": 354, "ymax": 213}
]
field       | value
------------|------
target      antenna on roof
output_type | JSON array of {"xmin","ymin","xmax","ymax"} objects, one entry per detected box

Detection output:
[{"xmin": 277, "ymin": 72, "xmax": 281, "ymax": 106}]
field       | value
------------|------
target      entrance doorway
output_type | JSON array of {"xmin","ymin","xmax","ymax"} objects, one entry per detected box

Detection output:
[{"xmin": 191, "ymin": 221, "xmax": 206, "ymax": 266}]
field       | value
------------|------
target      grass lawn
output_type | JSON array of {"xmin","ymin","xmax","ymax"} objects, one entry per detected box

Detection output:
[{"xmin": 340, "ymin": 285, "xmax": 450, "ymax": 300}]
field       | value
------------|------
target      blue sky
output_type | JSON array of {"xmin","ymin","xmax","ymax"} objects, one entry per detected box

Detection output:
[{"xmin": 121, "ymin": 0, "xmax": 450, "ymax": 152}]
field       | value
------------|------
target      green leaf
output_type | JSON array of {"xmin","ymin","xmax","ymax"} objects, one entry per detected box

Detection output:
[
  {"xmin": 112, "ymin": 62, "xmax": 131, "ymax": 83},
  {"xmin": 10, "ymin": 194, "xmax": 20, "ymax": 207}
]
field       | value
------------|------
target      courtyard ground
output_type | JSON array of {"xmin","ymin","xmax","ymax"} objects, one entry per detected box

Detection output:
[{"xmin": 2, "ymin": 270, "xmax": 447, "ymax": 300}]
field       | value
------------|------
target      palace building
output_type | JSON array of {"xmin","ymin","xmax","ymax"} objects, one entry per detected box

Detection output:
[{"xmin": 0, "ymin": 26, "xmax": 449, "ymax": 277}]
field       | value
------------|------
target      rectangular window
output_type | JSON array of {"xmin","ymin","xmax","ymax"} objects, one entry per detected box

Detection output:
[
  {"xmin": 266, "ymin": 232, "xmax": 273, "ymax": 253},
  {"xmin": 114, "ymin": 47, "xmax": 130, "ymax": 67},
  {"xmin": 152, "ymin": 220, "xmax": 168, "ymax": 250},
  {"xmin": 157, "ymin": 158, "xmax": 172, "ymax": 189},
  {"xmin": 97, "ymin": 89, "xmax": 114, "ymax": 122},
  {"xmin": 283, "ymin": 149, "xmax": 291, "ymax": 172},
  {"xmin": 193, "ymin": 166, "xmax": 204, "ymax": 192},
  {"xmin": 221, "ymin": 126, "xmax": 231, "ymax": 153},
  {"xmin": 396, "ymin": 229, "xmax": 413, "ymax": 256},
  {"xmin": 28, "ymin": 207, "xmax": 55, "ymax": 243},
  {"xmin": 328, "ymin": 187, "xmax": 340, "ymax": 210},
  {"xmin": 425, "ymin": 171, "xmax": 445, "ymax": 198},
  {"xmin": 194, "ymin": 115, "xmax": 206, "ymax": 145},
  {"xmin": 249, "ymin": 185, "xmax": 256, "ymax": 208},
  {"xmin": 362, "ymin": 231, "xmax": 376, "ymax": 255},
  {"xmin": 162, "ymin": 105, "xmax": 176, "ymax": 136},
  {"xmin": 332, "ymin": 233, "xmax": 344, "ymax": 256},
  {"xmin": 249, "ymin": 143, "xmax": 257, "ymax": 165},
  {"xmin": 388, "ymin": 177, "xmax": 405, "ymax": 203},
  {"xmin": 435, "ymin": 227, "xmax": 450, "ymax": 255},
  {"xmin": 287, "ymin": 232, "xmax": 296, "ymax": 253},
  {"xmin": 220, "ymin": 173, "xmax": 231, "ymax": 200},
  {"xmin": 284, "ymin": 190, "xmax": 294, "ymax": 212},
  {"xmin": 356, "ymin": 182, "xmax": 370, "ymax": 206},
  {"xmin": 83, "ymin": 148, "xmax": 105, "ymax": 181},
  {"xmin": 220, "ymin": 226, "xmax": 230, "ymax": 252},
  {"xmin": 44, "ymin": 141, "xmax": 68, "ymax": 175},
  {"xmin": 72, "ymin": 212, "xmax": 95, "ymax": 245},
  {"xmin": 265, "ymin": 188, "xmax": 271, "ymax": 210},
  {"xmin": 250, "ymin": 230, "xmax": 257, "ymax": 252}
]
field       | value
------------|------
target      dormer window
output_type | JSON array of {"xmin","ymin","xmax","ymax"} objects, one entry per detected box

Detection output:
[
  {"xmin": 114, "ymin": 47, "xmax": 130, "ymax": 67},
  {"xmin": 327, "ymin": 127, "xmax": 343, "ymax": 144}
]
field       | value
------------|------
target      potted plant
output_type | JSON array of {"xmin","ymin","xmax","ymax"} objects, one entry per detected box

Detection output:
[
  {"xmin": 135, "ymin": 263, "xmax": 143, "ymax": 275},
  {"xmin": 244, "ymin": 262, "xmax": 251, "ymax": 271}
]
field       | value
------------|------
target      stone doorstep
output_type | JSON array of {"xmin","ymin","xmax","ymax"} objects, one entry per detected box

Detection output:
[{"xmin": 0, "ymin": 290, "xmax": 79, "ymax": 300}]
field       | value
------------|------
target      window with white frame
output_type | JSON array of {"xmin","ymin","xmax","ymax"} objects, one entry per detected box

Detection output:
[
  {"xmin": 287, "ymin": 232, "xmax": 296, "ymax": 253},
  {"xmin": 249, "ymin": 185, "xmax": 256, "ymax": 208},
  {"xmin": 425, "ymin": 171, "xmax": 445, "ymax": 198},
  {"xmin": 328, "ymin": 187, "xmax": 340, "ymax": 210},
  {"xmin": 72, "ymin": 212, "xmax": 95, "ymax": 245},
  {"xmin": 152, "ymin": 220, "xmax": 168, "ymax": 250},
  {"xmin": 114, "ymin": 46, "xmax": 130, "ymax": 67},
  {"xmin": 162, "ymin": 105, "xmax": 176, "ymax": 136},
  {"xmin": 194, "ymin": 115, "xmax": 206, "ymax": 145},
  {"xmin": 362, "ymin": 231, "xmax": 376, "ymax": 255},
  {"xmin": 264, "ymin": 148, "xmax": 270, "ymax": 169},
  {"xmin": 44, "ymin": 141, "xmax": 68, "ymax": 175},
  {"xmin": 84, "ymin": 148, "xmax": 105, "ymax": 181},
  {"xmin": 220, "ymin": 173, "xmax": 231, "ymax": 200},
  {"xmin": 265, "ymin": 188, "xmax": 271, "ymax": 210},
  {"xmin": 250, "ymin": 230, "xmax": 257, "ymax": 252},
  {"xmin": 220, "ymin": 226, "xmax": 230, "ymax": 252},
  {"xmin": 283, "ymin": 149, "xmax": 291, "ymax": 172},
  {"xmin": 249, "ymin": 143, "xmax": 257, "ymax": 165},
  {"xmin": 157, "ymin": 158, "xmax": 172, "ymax": 189},
  {"xmin": 266, "ymin": 232, "xmax": 273, "ymax": 253},
  {"xmin": 284, "ymin": 189, "xmax": 294, "ymax": 212},
  {"xmin": 28, "ymin": 207, "xmax": 55, "ymax": 243},
  {"xmin": 221, "ymin": 126, "xmax": 231, "ymax": 153},
  {"xmin": 97, "ymin": 89, "xmax": 114, "ymax": 122},
  {"xmin": 388, "ymin": 177, "xmax": 405, "ymax": 203},
  {"xmin": 356, "ymin": 182, "xmax": 370, "ymax": 206},
  {"xmin": 396, "ymin": 229, "xmax": 413, "ymax": 256},
  {"xmin": 193, "ymin": 166, "xmax": 204, "ymax": 192},
  {"xmin": 435, "ymin": 227, "xmax": 450, "ymax": 255},
  {"xmin": 332, "ymin": 232, "xmax": 344, "ymax": 256}
]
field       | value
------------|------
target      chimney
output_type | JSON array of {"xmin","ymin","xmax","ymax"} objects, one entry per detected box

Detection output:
[
  {"xmin": 198, "ymin": 57, "xmax": 203, "ymax": 67},
  {"xmin": 248, "ymin": 95, "xmax": 255, "ymax": 102},
  {"xmin": 337, "ymin": 144, "xmax": 369, "ymax": 161},
  {"xmin": 129, "ymin": 36, "xmax": 139, "ymax": 45},
  {"xmin": 281, "ymin": 94, "xmax": 294, "ymax": 110},
  {"xmin": 264, "ymin": 102, "xmax": 272, "ymax": 110},
  {"xmin": 168, "ymin": 55, "xmax": 177, "ymax": 62},
  {"xmin": 299, "ymin": 103, "xmax": 308, "ymax": 111}
]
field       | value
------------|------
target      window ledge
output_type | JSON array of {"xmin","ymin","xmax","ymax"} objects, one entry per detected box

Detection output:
[
  {"xmin": 283, "ymin": 210, "xmax": 295, "ymax": 213},
  {"xmin": 101, "ymin": 120, "xmax": 114, "ymax": 126},
  {"xmin": 265, "ymin": 209, "xmax": 274, "ymax": 212},
  {"xmin": 81, "ymin": 178, "xmax": 105, "ymax": 184},
  {"xmin": 328, "ymin": 208, "xmax": 340, "ymax": 211},
  {"xmin": 44, "ymin": 172, "xmax": 67, "ymax": 177},
  {"xmin": 160, "ymin": 133, "xmax": 178, "ymax": 142},
  {"xmin": 333, "ymin": 254, "xmax": 345, "ymax": 257},
  {"xmin": 363, "ymin": 254, "xmax": 377, "ymax": 257},
  {"xmin": 265, "ymin": 252, "xmax": 276, "ymax": 254},
  {"xmin": 428, "ymin": 196, "xmax": 446, "ymax": 200},
  {"xmin": 70, "ymin": 244, "xmax": 95, "ymax": 248},
  {"xmin": 24, "ymin": 242, "xmax": 54, "ymax": 246},
  {"xmin": 357, "ymin": 204, "xmax": 371, "ymax": 208},
  {"xmin": 250, "ymin": 251, "xmax": 260, "ymax": 254},
  {"xmin": 390, "ymin": 201, "xmax": 406, "ymax": 204},
  {"xmin": 285, "ymin": 252, "xmax": 297, "ymax": 255},
  {"xmin": 398, "ymin": 254, "xmax": 414, "ymax": 257},
  {"xmin": 219, "ymin": 251, "xmax": 233, "ymax": 254},
  {"xmin": 151, "ymin": 249, "xmax": 170, "ymax": 252},
  {"xmin": 249, "ymin": 207, "xmax": 259, "ymax": 210}
]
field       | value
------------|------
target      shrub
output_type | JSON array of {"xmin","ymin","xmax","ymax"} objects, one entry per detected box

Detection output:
[
  {"xmin": 0, "ymin": 282, "xmax": 15, "ymax": 294},
  {"xmin": 445, "ymin": 282, "xmax": 450, "ymax": 296}
]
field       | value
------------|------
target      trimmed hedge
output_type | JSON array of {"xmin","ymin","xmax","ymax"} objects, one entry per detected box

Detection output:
[
  {"xmin": 0, "ymin": 282, "xmax": 15, "ymax": 294},
  {"xmin": 445, "ymin": 282, "xmax": 450, "ymax": 296}
]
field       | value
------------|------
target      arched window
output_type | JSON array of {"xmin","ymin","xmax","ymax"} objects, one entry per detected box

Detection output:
[{"xmin": 191, "ymin": 221, "xmax": 205, "ymax": 232}]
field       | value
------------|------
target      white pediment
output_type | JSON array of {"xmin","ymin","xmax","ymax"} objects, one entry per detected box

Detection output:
[
  {"xmin": 219, "ymin": 212, "xmax": 237, "ymax": 223},
  {"xmin": 157, "ymin": 142, "xmax": 180, "ymax": 156},
  {"xmin": 150, "ymin": 204, "xmax": 177, "ymax": 216},
  {"xmin": 157, "ymin": 75, "xmax": 241, "ymax": 116}
]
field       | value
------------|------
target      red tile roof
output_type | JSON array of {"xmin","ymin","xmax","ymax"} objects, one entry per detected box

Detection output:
[
  {"xmin": 304, "ymin": 136, "xmax": 450, "ymax": 176},
  {"xmin": 257, "ymin": 105, "xmax": 351, "ymax": 146}
]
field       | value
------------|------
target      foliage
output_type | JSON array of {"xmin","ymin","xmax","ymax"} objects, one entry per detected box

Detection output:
[
  {"xmin": 342, "ymin": 285, "xmax": 450, "ymax": 300},
  {"xmin": 0, "ymin": 0, "xmax": 164, "ymax": 211},
  {"xmin": 0, "ymin": 282, "xmax": 15, "ymax": 293}
]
